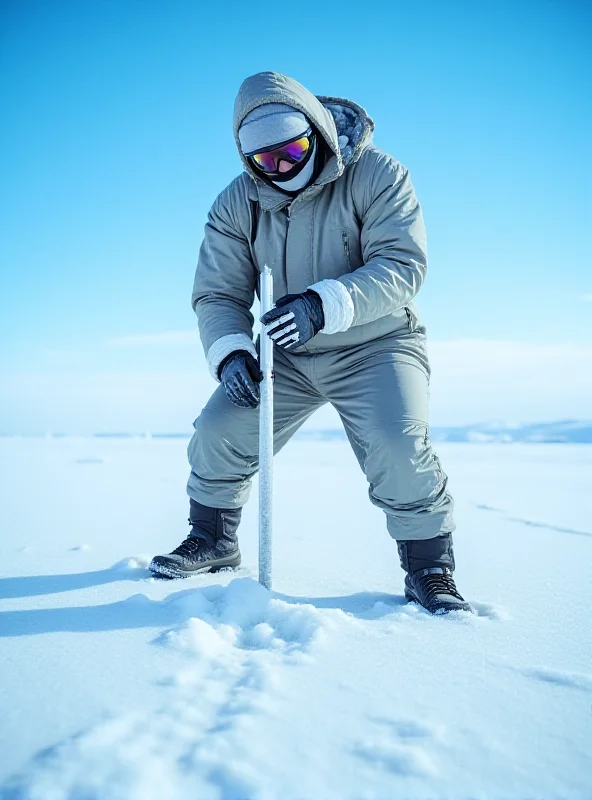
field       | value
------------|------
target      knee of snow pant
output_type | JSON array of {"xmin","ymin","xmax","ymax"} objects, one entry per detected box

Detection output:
[
  {"xmin": 361, "ymin": 421, "xmax": 456, "ymax": 541},
  {"xmin": 186, "ymin": 377, "xmax": 323, "ymax": 509},
  {"xmin": 397, "ymin": 534, "xmax": 456, "ymax": 573},
  {"xmin": 186, "ymin": 405, "xmax": 259, "ymax": 509}
]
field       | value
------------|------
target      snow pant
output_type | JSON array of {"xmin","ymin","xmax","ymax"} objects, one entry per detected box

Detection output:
[{"xmin": 187, "ymin": 329, "xmax": 456, "ymax": 569}]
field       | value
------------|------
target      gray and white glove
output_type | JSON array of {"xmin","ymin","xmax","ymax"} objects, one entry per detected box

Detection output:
[{"xmin": 261, "ymin": 290, "xmax": 325, "ymax": 350}]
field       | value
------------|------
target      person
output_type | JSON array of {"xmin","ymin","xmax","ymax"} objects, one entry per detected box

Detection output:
[{"xmin": 149, "ymin": 71, "xmax": 472, "ymax": 614}]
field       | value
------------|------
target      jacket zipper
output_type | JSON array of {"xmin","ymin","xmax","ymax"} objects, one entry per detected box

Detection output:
[
  {"xmin": 342, "ymin": 231, "xmax": 350, "ymax": 264},
  {"xmin": 284, "ymin": 204, "xmax": 291, "ymax": 290}
]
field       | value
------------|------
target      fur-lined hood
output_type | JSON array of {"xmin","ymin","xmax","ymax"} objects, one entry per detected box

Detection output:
[{"xmin": 233, "ymin": 72, "xmax": 375, "ymax": 185}]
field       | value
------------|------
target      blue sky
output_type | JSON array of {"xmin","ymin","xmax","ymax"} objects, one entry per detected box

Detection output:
[{"xmin": 1, "ymin": 0, "xmax": 591, "ymax": 433}]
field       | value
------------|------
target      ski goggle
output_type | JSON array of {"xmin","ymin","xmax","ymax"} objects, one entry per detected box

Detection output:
[{"xmin": 246, "ymin": 130, "xmax": 313, "ymax": 174}]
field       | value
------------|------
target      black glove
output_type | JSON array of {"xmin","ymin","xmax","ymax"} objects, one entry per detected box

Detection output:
[
  {"xmin": 219, "ymin": 350, "xmax": 263, "ymax": 409},
  {"xmin": 260, "ymin": 290, "xmax": 325, "ymax": 350}
]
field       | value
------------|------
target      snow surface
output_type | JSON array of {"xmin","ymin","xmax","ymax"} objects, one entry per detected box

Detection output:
[{"xmin": 0, "ymin": 437, "xmax": 590, "ymax": 799}]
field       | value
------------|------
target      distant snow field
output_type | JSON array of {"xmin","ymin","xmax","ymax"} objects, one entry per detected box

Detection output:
[{"xmin": 0, "ymin": 437, "xmax": 590, "ymax": 799}]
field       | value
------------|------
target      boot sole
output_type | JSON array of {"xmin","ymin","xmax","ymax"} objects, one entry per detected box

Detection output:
[{"xmin": 149, "ymin": 551, "xmax": 242, "ymax": 580}]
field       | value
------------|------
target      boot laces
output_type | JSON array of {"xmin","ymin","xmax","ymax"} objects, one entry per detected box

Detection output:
[
  {"xmin": 172, "ymin": 536, "xmax": 207, "ymax": 558},
  {"xmin": 419, "ymin": 571, "xmax": 464, "ymax": 601}
]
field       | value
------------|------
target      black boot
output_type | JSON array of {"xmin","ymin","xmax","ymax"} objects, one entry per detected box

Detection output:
[
  {"xmin": 404, "ymin": 567, "xmax": 472, "ymax": 614},
  {"xmin": 149, "ymin": 499, "xmax": 241, "ymax": 579},
  {"xmin": 397, "ymin": 534, "xmax": 472, "ymax": 614}
]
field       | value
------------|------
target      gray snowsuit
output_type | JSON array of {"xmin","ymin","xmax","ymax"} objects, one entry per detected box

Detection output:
[{"xmin": 187, "ymin": 72, "xmax": 455, "ymax": 563}]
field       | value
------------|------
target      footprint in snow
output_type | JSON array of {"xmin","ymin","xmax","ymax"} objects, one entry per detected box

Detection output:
[
  {"xmin": 371, "ymin": 716, "xmax": 442, "ymax": 741},
  {"xmin": 3, "ymin": 580, "xmax": 325, "ymax": 798},
  {"xmin": 469, "ymin": 600, "xmax": 510, "ymax": 621},
  {"xmin": 507, "ymin": 517, "xmax": 592, "ymax": 538},
  {"xmin": 518, "ymin": 666, "xmax": 592, "ymax": 693},
  {"xmin": 397, "ymin": 597, "xmax": 508, "ymax": 622},
  {"xmin": 353, "ymin": 716, "xmax": 440, "ymax": 778},
  {"xmin": 475, "ymin": 503, "xmax": 592, "ymax": 538},
  {"xmin": 111, "ymin": 555, "xmax": 152, "ymax": 571}
]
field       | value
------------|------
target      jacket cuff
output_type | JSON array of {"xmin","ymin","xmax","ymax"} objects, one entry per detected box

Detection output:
[
  {"xmin": 206, "ymin": 333, "xmax": 258, "ymax": 381},
  {"xmin": 307, "ymin": 279, "xmax": 355, "ymax": 334}
]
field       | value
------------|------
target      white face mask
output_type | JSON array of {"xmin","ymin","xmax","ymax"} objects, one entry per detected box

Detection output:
[{"xmin": 271, "ymin": 141, "xmax": 317, "ymax": 192}]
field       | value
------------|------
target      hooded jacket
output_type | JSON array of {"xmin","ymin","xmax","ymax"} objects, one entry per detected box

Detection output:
[{"xmin": 193, "ymin": 72, "xmax": 427, "ymax": 379}]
